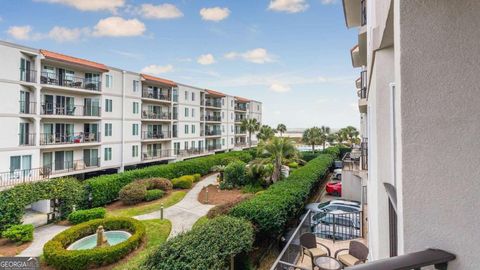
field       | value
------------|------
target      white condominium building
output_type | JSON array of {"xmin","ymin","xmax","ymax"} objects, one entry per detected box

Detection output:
[{"xmin": 0, "ymin": 40, "xmax": 262, "ymax": 188}]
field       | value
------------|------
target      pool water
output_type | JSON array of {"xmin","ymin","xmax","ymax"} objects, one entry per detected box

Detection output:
[{"xmin": 67, "ymin": 231, "xmax": 132, "ymax": 250}]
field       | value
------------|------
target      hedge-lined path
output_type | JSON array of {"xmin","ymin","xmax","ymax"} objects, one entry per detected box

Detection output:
[
  {"xmin": 18, "ymin": 224, "xmax": 70, "ymax": 257},
  {"xmin": 135, "ymin": 173, "xmax": 217, "ymax": 238}
]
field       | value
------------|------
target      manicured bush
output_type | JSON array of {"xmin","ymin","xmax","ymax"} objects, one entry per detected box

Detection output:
[
  {"xmin": 142, "ymin": 178, "xmax": 172, "ymax": 191},
  {"xmin": 230, "ymin": 154, "xmax": 333, "ymax": 235},
  {"xmin": 171, "ymin": 177, "xmax": 193, "ymax": 189},
  {"xmin": 207, "ymin": 195, "xmax": 253, "ymax": 219},
  {"xmin": 0, "ymin": 178, "xmax": 83, "ymax": 232},
  {"xmin": 142, "ymin": 216, "xmax": 254, "ymax": 270},
  {"xmin": 2, "ymin": 224, "xmax": 34, "ymax": 243},
  {"xmin": 68, "ymin": 208, "xmax": 106, "ymax": 225},
  {"xmin": 43, "ymin": 217, "xmax": 145, "ymax": 270},
  {"xmin": 288, "ymin": 161, "xmax": 299, "ymax": 168},
  {"xmin": 119, "ymin": 182, "xmax": 147, "ymax": 205},
  {"xmin": 222, "ymin": 161, "xmax": 247, "ymax": 189},
  {"xmin": 145, "ymin": 189, "xmax": 165, "ymax": 202},
  {"xmin": 192, "ymin": 173, "xmax": 201, "ymax": 182},
  {"xmin": 84, "ymin": 151, "xmax": 253, "ymax": 207}
]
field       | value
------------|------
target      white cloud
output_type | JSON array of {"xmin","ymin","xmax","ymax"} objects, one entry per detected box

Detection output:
[
  {"xmin": 47, "ymin": 26, "xmax": 88, "ymax": 42},
  {"xmin": 268, "ymin": 0, "xmax": 308, "ymax": 13},
  {"xmin": 197, "ymin": 54, "xmax": 216, "ymax": 65},
  {"xmin": 321, "ymin": 0, "xmax": 337, "ymax": 4},
  {"xmin": 224, "ymin": 48, "xmax": 274, "ymax": 64},
  {"xmin": 200, "ymin": 7, "xmax": 230, "ymax": 22},
  {"xmin": 35, "ymin": 0, "xmax": 125, "ymax": 13},
  {"xmin": 270, "ymin": 82, "xmax": 291, "ymax": 93},
  {"xmin": 93, "ymin": 17, "xmax": 146, "ymax": 37},
  {"xmin": 7, "ymin": 26, "xmax": 33, "ymax": 40},
  {"xmin": 139, "ymin": 3, "xmax": 183, "ymax": 19},
  {"xmin": 141, "ymin": 64, "xmax": 174, "ymax": 75}
]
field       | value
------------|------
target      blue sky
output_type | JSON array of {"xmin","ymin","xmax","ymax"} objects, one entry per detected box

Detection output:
[{"xmin": 0, "ymin": 0, "xmax": 359, "ymax": 129}]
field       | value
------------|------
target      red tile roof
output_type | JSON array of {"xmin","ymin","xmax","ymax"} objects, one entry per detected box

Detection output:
[
  {"xmin": 205, "ymin": 89, "xmax": 226, "ymax": 97},
  {"xmin": 235, "ymin": 96, "xmax": 250, "ymax": 102},
  {"xmin": 141, "ymin": 74, "xmax": 177, "ymax": 87},
  {"xmin": 40, "ymin": 49, "xmax": 108, "ymax": 72}
]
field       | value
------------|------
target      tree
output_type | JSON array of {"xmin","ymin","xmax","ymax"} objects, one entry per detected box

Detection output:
[
  {"xmin": 241, "ymin": 118, "xmax": 261, "ymax": 147},
  {"xmin": 338, "ymin": 126, "xmax": 360, "ymax": 145},
  {"xmin": 326, "ymin": 133, "xmax": 337, "ymax": 145},
  {"xmin": 276, "ymin": 124, "xmax": 287, "ymax": 137},
  {"xmin": 257, "ymin": 137, "xmax": 298, "ymax": 183},
  {"xmin": 257, "ymin": 125, "xmax": 276, "ymax": 142},
  {"xmin": 320, "ymin": 125, "xmax": 330, "ymax": 150},
  {"xmin": 302, "ymin": 127, "xmax": 323, "ymax": 152}
]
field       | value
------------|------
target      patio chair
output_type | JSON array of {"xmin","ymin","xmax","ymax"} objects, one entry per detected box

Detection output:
[
  {"xmin": 334, "ymin": 240, "xmax": 369, "ymax": 266},
  {"xmin": 300, "ymin": 233, "xmax": 331, "ymax": 265}
]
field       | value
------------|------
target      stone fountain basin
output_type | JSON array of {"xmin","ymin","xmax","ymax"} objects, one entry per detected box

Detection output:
[{"xmin": 67, "ymin": 231, "xmax": 132, "ymax": 250}]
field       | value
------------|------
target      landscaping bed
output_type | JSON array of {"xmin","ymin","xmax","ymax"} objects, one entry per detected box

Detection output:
[
  {"xmin": 0, "ymin": 238, "xmax": 31, "ymax": 256},
  {"xmin": 197, "ymin": 184, "xmax": 248, "ymax": 205}
]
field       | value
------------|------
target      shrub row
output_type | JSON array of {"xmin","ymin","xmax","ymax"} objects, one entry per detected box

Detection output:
[
  {"xmin": 229, "ymin": 154, "xmax": 334, "ymax": 235},
  {"xmin": 141, "ymin": 216, "xmax": 254, "ymax": 270},
  {"xmin": 2, "ymin": 224, "xmax": 34, "ymax": 243},
  {"xmin": 67, "ymin": 208, "xmax": 106, "ymax": 225},
  {"xmin": 44, "ymin": 217, "xmax": 145, "ymax": 270},
  {"xmin": 300, "ymin": 145, "xmax": 350, "ymax": 162},
  {"xmin": 119, "ymin": 178, "xmax": 172, "ymax": 205},
  {"xmin": 84, "ymin": 151, "xmax": 252, "ymax": 207}
]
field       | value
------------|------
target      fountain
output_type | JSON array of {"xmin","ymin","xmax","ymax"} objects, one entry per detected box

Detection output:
[{"xmin": 67, "ymin": 226, "xmax": 131, "ymax": 250}]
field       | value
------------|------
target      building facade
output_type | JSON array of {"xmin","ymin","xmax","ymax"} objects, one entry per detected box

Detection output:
[
  {"xmin": 343, "ymin": 0, "xmax": 480, "ymax": 269},
  {"xmin": 0, "ymin": 40, "xmax": 261, "ymax": 188}
]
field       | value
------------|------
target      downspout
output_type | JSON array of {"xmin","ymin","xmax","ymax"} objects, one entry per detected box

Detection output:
[{"xmin": 119, "ymin": 71, "xmax": 126, "ymax": 172}]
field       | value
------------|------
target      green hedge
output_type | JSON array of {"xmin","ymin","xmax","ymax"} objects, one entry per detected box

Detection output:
[
  {"xmin": 2, "ymin": 224, "xmax": 34, "ymax": 243},
  {"xmin": 84, "ymin": 151, "xmax": 252, "ymax": 207},
  {"xmin": 142, "ymin": 216, "xmax": 253, "ymax": 270},
  {"xmin": 68, "ymin": 208, "xmax": 106, "ymax": 225},
  {"xmin": 230, "ymin": 154, "xmax": 334, "ymax": 235},
  {"xmin": 145, "ymin": 189, "xmax": 165, "ymax": 201},
  {"xmin": 0, "ymin": 178, "xmax": 83, "ymax": 232},
  {"xmin": 44, "ymin": 217, "xmax": 145, "ymax": 270},
  {"xmin": 171, "ymin": 176, "xmax": 193, "ymax": 189}
]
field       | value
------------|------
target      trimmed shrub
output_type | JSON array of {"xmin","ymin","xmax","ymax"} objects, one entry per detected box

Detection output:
[
  {"xmin": 43, "ymin": 217, "xmax": 145, "ymax": 270},
  {"xmin": 222, "ymin": 161, "xmax": 247, "ymax": 189},
  {"xmin": 68, "ymin": 208, "xmax": 106, "ymax": 225},
  {"xmin": 288, "ymin": 161, "xmax": 299, "ymax": 168},
  {"xmin": 119, "ymin": 182, "xmax": 147, "ymax": 205},
  {"xmin": 192, "ymin": 173, "xmax": 201, "ymax": 182},
  {"xmin": 2, "ymin": 224, "xmax": 34, "ymax": 243},
  {"xmin": 145, "ymin": 189, "xmax": 165, "ymax": 202},
  {"xmin": 171, "ymin": 177, "xmax": 193, "ymax": 189},
  {"xmin": 142, "ymin": 216, "xmax": 254, "ymax": 270},
  {"xmin": 0, "ymin": 178, "xmax": 83, "ymax": 232},
  {"xmin": 230, "ymin": 154, "xmax": 333, "ymax": 235},
  {"xmin": 84, "ymin": 151, "xmax": 253, "ymax": 207},
  {"xmin": 207, "ymin": 195, "xmax": 253, "ymax": 219},
  {"xmin": 142, "ymin": 178, "xmax": 172, "ymax": 191}
]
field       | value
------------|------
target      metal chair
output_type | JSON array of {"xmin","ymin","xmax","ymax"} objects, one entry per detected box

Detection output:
[
  {"xmin": 334, "ymin": 241, "xmax": 369, "ymax": 266},
  {"xmin": 300, "ymin": 233, "xmax": 331, "ymax": 266}
]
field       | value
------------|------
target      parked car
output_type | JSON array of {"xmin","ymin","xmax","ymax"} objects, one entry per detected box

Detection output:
[
  {"xmin": 326, "ymin": 181, "xmax": 342, "ymax": 196},
  {"xmin": 305, "ymin": 199, "xmax": 361, "ymax": 213},
  {"xmin": 313, "ymin": 214, "xmax": 361, "ymax": 239},
  {"xmin": 332, "ymin": 169, "xmax": 342, "ymax": 180}
]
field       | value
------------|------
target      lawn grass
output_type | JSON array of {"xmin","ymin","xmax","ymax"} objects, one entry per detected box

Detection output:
[
  {"xmin": 192, "ymin": 216, "xmax": 209, "ymax": 230},
  {"xmin": 108, "ymin": 190, "xmax": 186, "ymax": 217},
  {"xmin": 113, "ymin": 219, "xmax": 171, "ymax": 270}
]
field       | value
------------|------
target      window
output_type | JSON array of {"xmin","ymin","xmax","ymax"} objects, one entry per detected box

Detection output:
[
  {"xmin": 184, "ymin": 142, "xmax": 188, "ymax": 150},
  {"xmin": 185, "ymin": 91, "xmax": 188, "ymax": 101},
  {"xmin": 133, "ymin": 102, "xmax": 139, "ymax": 114},
  {"xmin": 231, "ymin": 126, "xmax": 234, "ymax": 132},
  {"xmin": 191, "ymin": 108, "xmax": 195, "ymax": 117},
  {"xmin": 192, "ymin": 141, "xmax": 196, "ymax": 149},
  {"xmin": 222, "ymin": 112, "xmax": 225, "ymax": 119},
  {"xmin": 104, "ymin": 148, "xmax": 112, "ymax": 161},
  {"xmin": 222, "ymin": 125, "xmax": 225, "ymax": 133},
  {"xmin": 185, "ymin": 107, "xmax": 189, "ymax": 117},
  {"xmin": 132, "ymin": 145, "xmax": 139, "ymax": 157},
  {"xmin": 192, "ymin": 125, "xmax": 195, "ymax": 133},
  {"xmin": 185, "ymin": 125, "xmax": 189, "ymax": 134},
  {"xmin": 231, "ymin": 113, "xmax": 234, "ymax": 120},
  {"xmin": 133, "ymin": 80, "xmax": 140, "ymax": 92},
  {"xmin": 105, "ymin": 123, "xmax": 112, "ymax": 136},
  {"xmin": 10, "ymin": 155, "xmax": 31, "ymax": 176},
  {"xmin": 231, "ymin": 100, "xmax": 234, "ymax": 107},
  {"xmin": 231, "ymin": 138, "xmax": 234, "ymax": 144},
  {"xmin": 105, "ymin": 99, "xmax": 113, "ymax": 112},
  {"xmin": 222, "ymin": 138, "xmax": 225, "ymax": 146},
  {"xmin": 19, "ymin": 123, "xmax": 30, "ymax": 145},
  {"xmin": 132, "ymin": 124, "xmax": 139, "ymax": 136},
  {"xmin": 105, "ymin": 74, "xmax": 113, "ymax": 88},
  {"xmin": 222, "ymin": 98, "xmax": 225, "ymax": 105},
  {"xmin": 192, "ymin": 92, "xmax": 195, "ymax": 101}
]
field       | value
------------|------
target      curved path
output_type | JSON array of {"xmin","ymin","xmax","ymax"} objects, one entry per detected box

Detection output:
[
  {"xmin": 18, "ymin": 224, "xmax": 70, "ymax": 257},
  {"xmin": 135, "ymin": 173, "xmax": 217, "ymax": 238}
]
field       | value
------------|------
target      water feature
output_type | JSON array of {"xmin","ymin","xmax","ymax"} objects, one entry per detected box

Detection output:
[{"xmin": 67, "ymin": 230, "xmax": 131, "ymax": 250}]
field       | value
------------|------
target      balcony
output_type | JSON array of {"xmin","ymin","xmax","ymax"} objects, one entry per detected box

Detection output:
[
  {"xmin": 19, "ymin": 101, "xmax": 36, "ymax": 114},
  {"xmin": 141, "ymin": 131, "xmax": 172, "ymax": 140},
  {"xmin": 207, "ymin": 144, "xmax": 222, "ymax": 151},
  {"xmin": 141, "ymin": 111, "xmax": 172, "ymax": 121},
  {"xmin": 40, "ymin": 132, "xmax": 100, "ymax": 146},
  {"xmin": 204, "ymin": 115, "xmax": 222, "ymax": 122},
  {"xmin": 235, "ymin": 116, "xmax": 246, "ymax": 123},
  {"xmin": 342, "ymin": 0, "xmax": 364, "ymax": 28},
  {"xmin": 205, "ymin": 99, "xmax": 222, "ymax": 108},
  {"xmin": 205, "ymin": 130, "xmax": 221, "ymax": 136},
  {"xmin": 41, "ymin": 104, "xmax": 101, "ymax": 118},
  {"xmin": 358, "ymin": 70, "xmax": 367, "ymax": 113},
  {"xmin": 142, "ymin": 149, "xmax": 172, "ymax": 161},
  {"xmin": 20, "ymin": 68, "xmax": 37, "ymax": 83},
  {"xmin": 19, "ymin": 133, "xmax": 35, "ymax": 146},
  {"xmin": 360, "ymin": 0, "xmax": 367, "ymax": 26},
  {"xmin": 235, "ymin": 104, "xmax": 247, "ymax": 111},
  {"xmin": 235, "ymin": 142, "xmax": 247, "ymax": 148},
  {"xmin": 360, "ymin": 138, "xmax": 368, "ymax": 170},
  {"xmin": 175, "ymin": 148, "xmax": 208, "ymax": 157},
  {"xmin": 40, "ymin": 71, "xmax": 101, "ymax": 92},
  {"xmin": 142, "ymin": 90, "xmax": 171, "ymax": 102}
]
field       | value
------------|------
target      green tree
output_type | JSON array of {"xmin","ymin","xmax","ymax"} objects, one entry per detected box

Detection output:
[
  {"xmin": 257, "ymin": 137, "xmax": 298, "ymax": 182},
  {"xmin": 338, "ymin": 126, "xmax": 360, "ymax": 145},
  {"xmin": 276, "ymin": 124, "xmax": 287, "ymax": 137},
  {"xmin": 320, "ymin": 125, "xmax": 330, "ymax": 150},
  {"xmin": 302, "ymin": 127, "xmax": 323, "ymax": 152},
  {"xmin": 241, "ymin": 118, "xmax": 261, "ymax": 147},
  {"xmin": 256, "ymin": 125, "xmax": 276, "ymax": 142}
]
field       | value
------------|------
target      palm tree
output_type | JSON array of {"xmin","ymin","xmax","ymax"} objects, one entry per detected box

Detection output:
[
  {"xmin": 302, "ymin": 127, "xmax": 323, "ymax": 152},
  {"xmin": 276, "ymin": 124, "xmax": 287, "ymax": 137},
  {"xmin": 320, "ymin": 125, "xmax": 330, "ymax": 150},
  {"xmin": 257, "ymin": 125, "xmax": 276, "ymax": 142},
  {"xmin": 338, "ymin": 126, "xmax": 360, "ymax": 145},
  {"xmin": 241, "ymin": 118, "xmax": 260, "ymax": 147},
  {"xmin": 257, "ymin": 137, "xmax": 297, "ymax": 182},
  {"xmin": 326, "ymin": 133, "xmax": 337, "ymax": 146}
]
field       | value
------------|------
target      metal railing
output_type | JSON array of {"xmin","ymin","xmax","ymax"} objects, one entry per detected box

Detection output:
[
  {"xmin": 141, "ymin": 111, "xmax": 172, "ymax": 120},
  {"xmin": 361, "ymin": 0, "xmax": 367, "ymax": 26},
  {"xmin": 19, "ymin": 133, "xmax": 35, "ymax": 146},
  {"xmin": 235, "ymin": 104, "xmax": 247, "ymax": 111},
  {"xmin": 41, "ymin": 103, "xmax": 101, "ymax": 117},
  {"xmin": 204, "ymin": 115, "xmax": 222, "ymax": 121},
  {"xmin": 142, "ymin": 149, "xmax": 172, "ymax": 161},
  {"xmin": 19, "ymin": 101, "xmax": 36, "ymax": 114},
  {"xmin": 40, "ymin": 132, "xmax": 101, "ymax": 145},
  {"xmin": 205, "ymin": 99, "xmax": 222, "ymax": 108},
  {"xmin": 20, "ymin": 68, "xmax": 37, "ymax": 83},
  {"xmin": 205, "ymin": 130, "xmax": 221, "ymax": 136},
  {"xmin": 176, "ymin": 148, "xmax": 207, "ymax": 157},
  {"xmin": 207, "ymin": 144, "xmax": 222, "ymax": 151},
  {"xmin": 235, "ymin": 117, "xmax": 246, "ymax": 122},
  {"xmin": 47, "ymin": 158, "xmax": 100, "ymax": 173},
  {"xmin": 142, "ymin": 90, "xmax": 171, "ymax": 101},
  {"xmin": 235, "ymin": 129, "xmax": 246, "ymax": 135},
  {"xmin": 40, "ymin": 71, "xmax": 101, "ymax": 91},
  {"xmin": 235, "ymin": 142, "xmax": 247, "ymax": 147},
  {"xmin": 361, "ymin": 138, "xmax": 368, "ymax": 170},
  {"xmin": 312, "ymin": 211, "xmax": 363, "ymax": 242},
  {"xmin": 141, "ymin": 131, "xmax": 172, "ymax": 140},
  {"xmin": 357, "ymin": 88, "xmax": 367, "ymax": 99}
]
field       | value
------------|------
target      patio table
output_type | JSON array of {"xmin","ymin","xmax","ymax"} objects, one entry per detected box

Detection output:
[{"xmin": 315, "ymin": 256, "xmax": 343, "ymax": 270}]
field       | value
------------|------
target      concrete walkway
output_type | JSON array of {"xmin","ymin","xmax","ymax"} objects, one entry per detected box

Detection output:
[
  {"xmin": 18, "ymin": 224, "xmax": 70, "ymax": 257},
  {"xmin": 135, "ymin": 174, "xmax": 217, "ymax": 238}
]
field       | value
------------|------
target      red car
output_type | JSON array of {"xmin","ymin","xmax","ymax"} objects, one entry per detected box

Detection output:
[{"xmin": 326, "ymin": 182, "xmax": 342, "ymax": 196}]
